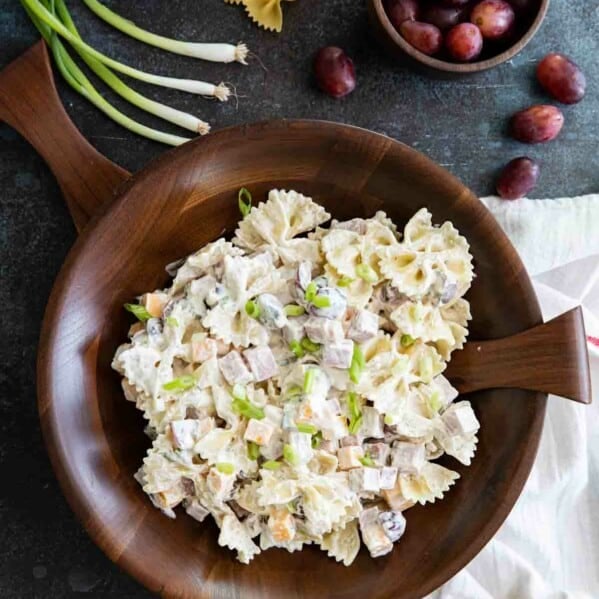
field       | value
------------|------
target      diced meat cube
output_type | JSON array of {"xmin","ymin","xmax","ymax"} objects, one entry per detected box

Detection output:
[
  {"xmin": 442, "ymin": 403, "xmax": 479, "ymax": 436},
  {"xmin": 381, "ymin": 483, "xmax": 416, "ymax": 512},
  {"xmin": 310, "ymin": 287, "xmax": 347, "ymax": 320},
  {"xmin": 390, "ymin": 442, "xmax": 426, "ymax": 474},
  {"xmin": 340, "ymin": 435, "xmax": 361, "ymax": 447},
  {"xmin": 244, "ymin": 418, "xmax": 276, "ymax": 446},
  {"xmin": 282, "ymin": 402, "xmax": 298, "ymax": 430},
  {"xmin": 218, "ymin": 350, "xmax": 253, "ymax": 385},
  {"xmin": 318, "ymin": 439, "xmax": 338, "ymax": 453},
  {"xmin": 361, "ymin": 406, "xmax": 384, "ymax": 439},
  {"xmin": 215, "ymin": 339, "xmax": 231, "ymax": 356},
  {"xmin": 378, "ymin": 510, "xmax": 406, "ymax": 543},
  {"xmin": 264, "ymin": 404, "xmax": 283, "ymax": 428},
  {"xmin": 349, "ymin": 467, "xmax": 381, "ymax": 493},
  {"xmin": 286, "ymin": 430, "xmax": 313, "ymax": 465},
  {"xmin": 256, "ymin": 294, "xmax": 287, "ymax": 329},
  {"xmin": 185, "ymin": 499, "xmax": 210, "ymax": 523},
  {"xmin": 322, "ymin": 340, "xmax": 354, "ymax": 369},
  {"xmin": 192, "ymin": 336, "xmax": 218, "ymax": 363},
  {"xmin": 282, "ymin": 316, "xmax": 307, "ymax": 343},
  {"xmin": 321, "ymin": 414, "xmax": 348, "ymax": 441},
  {"xmin": 268, "ymin": 508, "xmax": 297, "ymax": 543},
  {"xmin": 326, "ymin": 397, "xmax": 342, "ymax": 415},
  {"xmin": 207, "ymin": 468, "xmax": 236, "ymax": 503},
  {"xmin": 169, "ymin": 419, "xmax": 200, "ymax": 450},
  {"xmin": 243, "ymin": 346, "xmax": 278, "ymax": 382},
  {"xmin": 363, "ymin": 442, "xmax": 389, "ymax": 466},
  {"xmin": 435, "ymin": 374, "xmax": 459, "ymax": 405},
  {"xmin": 337, "ymin": 445, "xmax": 364, "ymax": 470},
  {"xmin": 347, "ymin": 309, "xmax": 379, "ymax": 342},
  {"xmin": 304, "ymin": 317, "xmax": 344, "ymax": 344},
  {"xmin": 359, "ymin": 507, "xmax": 394, "ymax": 558},
  {"xmin": 379, "ymin": 466, "xmax": 398, "ymax": 490},
  {"xmin": 143, "ymin": 292, "xmax": 168, "ymax": 317}
]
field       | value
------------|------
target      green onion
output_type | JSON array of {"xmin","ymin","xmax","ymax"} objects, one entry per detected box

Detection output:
[
  {"xmin": 232, "ymin": 397, "xmax": 265, "ymax": 420},
  {"xmin": 347, "ymin": 391, "xmax": 363, "ymax": 434},
  {"xmin": 22, "ymin": 0, "xmax": 230, "ymax": 99},
  {"xmin": 400, "ymin": 334, "xmax": 415, "ymax": 348},
  {"xmin": 83, "ymin": 0, "xmax": 249, "ymax": 64},
  {"xmin": 165, "ymin": 316, "xmax": 179, "ymax": 327},
  {"xmin": 162, "ymin": 375, "xmax": 196, "ymax": 392},
  {"xmin": 262, "ymin": 460, "xmax": 282, "ymax": 470},
  {"xmin": 419, "ymin": 355, "xmax": 434, "ymax": 383},
  {"xmin": 311, "ymin": 295, "xmax": 331, "ymax": 309},
  {"xmin": 355, "ymin": 263, "xmax": 378, "ymax": 283},
  {"xmin": 283, "ymin": 444, "xmax": 299, "ymax": 466},
  {"xmin": 384, "ymin": 414, "xmax": 394, "ymax": 426},
  {"xmin": 348, "ymin": 415, "xmax": 363, "ymax": 435},
  {"xmin": 300, "ymin": 337, "xmax": 320, "ymax": 353},
  {"xmin": 303, "ymin": 368, "xmax": 316, "ymax": 394},
  {"xmin": 297, "ymin": 422, "xmax": 318, "ymax": 435},
  {"xmin": 124, "ymin": 303, "xmax": 152, "ymax": 322},
  {"xmin": 247, "ymin": 441, "xmax": 260, "ymax": 461},
  {"xmin": 311, "ymin": 430, "xmax": 323, "ymax": 449},
  {"xmin": 289, "ymin": 340, "xmax": 305, "ymax": 359},
  {"xmin": 238, "ymin": 188, "xmax": 252, "ymax": 218},
  {"xmin": 337, "ymin": 275, "xmax": 354, "ymax": 287},
  {"xmin": 426, "ymin": 391, "xmax": 443, "ymax": 417},
  {"xmin": 284, "ymin": 304, "xmax": 305, "ymax": 317},
  {"xmin": 349, "ymin": 344, "xmax": 365, "ymax": 383},
  {"xmin": 304, "ymin": 281, "xmax": 317, "ymax": 302},
  {"xmin": 285, "ymin": 385, "xmax": 303, "ymax": 401},
  {"xmin": 359, "ymin": 455, "xmax": 375, "ymax": 467},
  {"xmin": 215, "ymin": 462, "xmax": 235, "ymax": 475},
  {"xmin": 245, "ymin": 299, "xmax": 260, "ymax": 319}
]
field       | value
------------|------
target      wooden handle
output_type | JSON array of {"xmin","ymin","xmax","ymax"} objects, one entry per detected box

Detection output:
[
  {"xmin": 0, "ymin": 41, "xmax": 130, "ymax": 231},
  {"xmin": 446, "ymin": 307, "xmax": 592, "ymax": 404}
]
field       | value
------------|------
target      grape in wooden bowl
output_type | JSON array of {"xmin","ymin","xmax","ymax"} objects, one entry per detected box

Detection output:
[{"xmin": 367, "ymin": 0, "xmax": 549, "ymax": 76}]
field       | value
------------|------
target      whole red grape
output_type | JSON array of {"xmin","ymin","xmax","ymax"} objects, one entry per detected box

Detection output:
[
  {"xmin": 471, "ymin": 0, "xmax": 515, "ymax": 39},
  {"xmin": 386, "ymin": 0, "xmax": 419, "ymax": 29},
  {"xmin": 422, "ymin": 5, "xmax": 467, "ymax": 31},
  {"xmin": 314, "ymin": 47, "xmax": 356, "ymax": 99},
  {"xmin": 510, "ymin": 105, "xmax": 564, "ymax": 143},
  {"xmin": 537, "ymin": 53, "xmax": 586, "ymax": 104},
  {"xmin": 399, "ymin": 21, "xmax": 443, "ymax": 55},
  {"xmin": 446, "ymin": 23, "xmax": 483, "ymax": 61},
  {"xmin": 496, "ymin": 157, "xmax": 540, "ymax": 199}
]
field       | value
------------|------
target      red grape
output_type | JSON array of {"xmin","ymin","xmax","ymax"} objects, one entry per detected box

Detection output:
[
  {"xmin": 446, "ymin": 23, "xmax": 483, "ymax": 61},
  {"xmin": 422, "ymin": 5, "xmax": 467, "ymax": 31},
  {"xmin": 386, "ymin": 0, "xmax": 419, "ymax": 29},
  {"xmin": 510, "ymin": 105, "xmax": 564, "ymax": 143},
  {"xmin": 496, "ymin": 157, "xmax": 540, "ymax": 199},
  {"xmin": 399, "ymin": 21, "xmax": 443, "ymax": 55},
  {"xmin": 471, "ymin": 0, "xmax": 515, "ymax": 39},
  {"xmin": 537, "ymin": 53, "xmax": 586, "ymax": 105},
  {"xmin": 314, "ymin": 47, "xmax": 356, "ymax": 99}
]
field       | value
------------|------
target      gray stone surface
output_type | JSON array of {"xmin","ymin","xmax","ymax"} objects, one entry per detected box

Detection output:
[{"xmin": 0, "ymin": 1, "xmax": 597, "ymax": 597}]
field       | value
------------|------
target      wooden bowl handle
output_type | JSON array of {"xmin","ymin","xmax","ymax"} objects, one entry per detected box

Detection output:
[
  {"xmin": 446, "ymin": 307, "xmax": 592, "ymax": 404},
  {"xmin": 0, "ymin": 41, "xmax": 130, "ymax": 231}
]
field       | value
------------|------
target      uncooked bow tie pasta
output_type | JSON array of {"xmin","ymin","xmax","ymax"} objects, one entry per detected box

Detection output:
[{"xmin": 112, "ymin": 189, "xmax": 479, "ymax": 565}]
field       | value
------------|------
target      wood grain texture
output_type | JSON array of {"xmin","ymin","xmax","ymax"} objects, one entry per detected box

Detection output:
[
  {"xmin": 368, "ymin": 0, "xmax": 550, "ymax": 76},
  {"xmin": 0, "ymin": 41, "xmax": 130, "ymax": 231},
  {"xmin": 447, "ymin": 307, "xmax": 592, "ymax": 403}
]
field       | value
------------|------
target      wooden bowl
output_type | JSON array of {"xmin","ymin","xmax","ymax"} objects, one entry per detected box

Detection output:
[
  {"xmin": 1, "ymin": 43, "xmax": 590, "ymax": 599},
  {"xmin": 368, "ymin": 0, "xmax": 550, "ymax": 76}
]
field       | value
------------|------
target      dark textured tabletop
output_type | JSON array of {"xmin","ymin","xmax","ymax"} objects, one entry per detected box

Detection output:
[{"xmin": 1, "ymin": 1, "xmax": 597, "ymax": 597}]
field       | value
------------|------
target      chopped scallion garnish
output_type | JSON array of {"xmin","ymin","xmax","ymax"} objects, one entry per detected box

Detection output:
[
  {"xmin": 283, "ymin": 443, "xmax": 299, "ymax": 466},
  {"xmin": 247, "ymin": 441, "xmax": 260, "ymax": 461},
  {"xmin": 303, "ymin": 368, "xmax": 316, "ymax": 394},
  {"xmin": 400, "ymin": 334, "xmax": 415, "ymax": 348},
  {"xmin": 297, "ymin": 422, "xmax": 318, "ymax": 435},
  {"xmin": 165, "ymin": 316, "xmax": 179, "ymax": 327},
  {"xmin": 384, "ymin": 414, "xmax": 394, "ymax": 426},
  {"xmin": 162, "ymin": 375, "xmax": 196, "ymax": 392},
  {"xmin": 289, "ymin": 340, "xmax": 305, "ymax": 359},
  {"xmin": 215, "ymin": 462, "xmax": 235, "ymax": 475},
  {"xmin": 311, "ymin": 294, "xmax": 331, "ymax": 309},
  {"xmin": 124, "ymin": 303, "xmax": 151, "ymax": 322},
  {"xmin": 347, "ymin": 391, "xmax": 363, "ymax": 434},
  {"xmin": 304, "ymin": 281, "xmax": 318, "ymax": 302},
  {"xmin": 231, "ymin": 396, "xmax": 265, "ymax": 420},
  {"xmin": 284, "ymin": 304, "xmax": 306, "ymax": 317},
  {"xmin": 337, "ymin": 275, "xmax": 354, "ymax": 287},
  {"xmin": 359, "ymin": 455, "xmax": 375, "ymax": 467},
  {"xmin": 262, "ymin": 460, "xmax": 282, "ymax": 470},
  {"xmin": 245, "ymin": 299, "xmax": 260, "ymax": 319},
  {"xmin": 300, "ymin": 337, "xmax": 320, "ymax": 353},
  {"xmin": 349, "ymin": 343, "xmax": 365, "ymax": 383},
  {"xmin": 355, "ymin": 263, "xmax": 378, "ymax": 283},
  {"xmin": 238, "ymin": 188, "xmax": 252, "ymax": 218},
  {"xmin": 311, "ymin": 430, "xmax": 323, "ymax": 449}
]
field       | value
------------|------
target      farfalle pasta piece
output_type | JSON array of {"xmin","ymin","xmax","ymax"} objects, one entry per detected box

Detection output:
[
  {"xmin": 234, "ymin": 189, "xmax": 330, "ymax": 265},
  {"xmin": 225, "ymin": 0, "xmax": 296, "ymax": 33},
  {"xmin": 320, "ymin": 519, "xmax": 361, "ymax": 566},
  {"xmin": 398, "ymin": 462, "xmax": 460, "ymax": 505},
  {"xmin": 219, "ymin": 513, "xmax": 261, "ymax": 564}
]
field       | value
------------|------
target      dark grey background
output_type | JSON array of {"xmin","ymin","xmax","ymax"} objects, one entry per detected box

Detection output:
[{"xmin": 0, "ymin": 1, "xmax": 597, "ymax": 597}]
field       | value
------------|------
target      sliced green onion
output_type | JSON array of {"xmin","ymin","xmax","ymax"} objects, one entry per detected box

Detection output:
[
  {"xmin": 349, "ymin": 344, "xmax": 365, "ymax": 383},
  {"xmin": 337, "ymin": 275, "xmax": 354, "ymax": 287},
  {"xmin": 304, "ymin": 281, "xmax": 317, "ymax": 302},
  {"xmin": 311, "ymin": 430, "xmax": 323, "ymax": 449},
  {"xmin": 347, "ymin": 391, "xmax": 363, "ymax": 434},
  {"xmin": 245, "ymin": 299, "xmax": 260, "ymax": 319},
  {"xmin": 355, "ymin": 263, "xmax": 378, "ymax": 283},
  {"xmin": 426, "ymin": 391, "xmax": 443, "ymax": 417},
  {"xmin": 247, "ymin": 441, "xmax": 260, "ymax": 461},
  {"xmin": 400, "ymin": 334, "xmax": 415, "ymax": 348},
  {"xmin": 165, "ymin": 316, "xmax": 179, "ymax": 327},
  {"xmin": 232, "ymin": 397, "xmax": 265, "ymax": 420},
  {"xmin": 215, "ymin": 462, "xmax": 235, "ymax": 475},
  {"xmin": 124, "ymin": 303, "xmax": 152, "ymax": 322},
  {"xmin": 289, "ymin": 340, "xmax": 305, "ymax": 359},
  {"xmin": 284, "ymin": 304, "xmax": 306, "ymax": 317},
  {"xmin": 359, "ymin": 455, "xmax": 375, "ymax": 467},
  {"xmin": 262, "ymin": 460, "xmax": 282, "ymax": 470},
  {"xmin": 83, "ymin": 0, "xmax": 249, "ymax": 64},
  {"xmin": 162, "ymin": 375, "xmax": 196, "ymax": 392},
  {"xmin": 311, "ymin": 294, "xmax": 331, "ymax": 309},
  {"xmin": 238, "ymin": 188, "xmax": 252, "ymax": 218},
  {"xmin": 300, "ymin": 337, "xmax": 320, "ymax": 353},
  {"xmin": 297, "ymin": 422, "xmax": 318, "ymax": 435},
  {"xmin": 384, "ymin": 414, "xmax": 394, "ymax": 426},
  {"xmin": 303, "ymin": 368, "xmax": 316, "ymax": 394},
  {"xmin": 285, "ymin": 385, "xmax": 303, "ymax": 401},
  {"xmin": 419, "ymin": 355, "xmax": 434, "ymax": 383},
  {"xmin": 348, "ymin": 415, "xmax": 363, "ymax": 435},
  {"xmin": 283, "ymin": 443, "xmax": 299, "ymax": 466}
]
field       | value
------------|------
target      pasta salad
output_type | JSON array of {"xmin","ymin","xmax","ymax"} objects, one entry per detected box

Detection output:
[{"xmin": 112, "ymin": 189, "xmax": 478, "ymax": 566}]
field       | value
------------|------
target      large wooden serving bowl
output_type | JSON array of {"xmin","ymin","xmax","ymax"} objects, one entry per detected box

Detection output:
[{"xmin": 0, "ymin": 43, "xmax": 591, "ymax": 598}]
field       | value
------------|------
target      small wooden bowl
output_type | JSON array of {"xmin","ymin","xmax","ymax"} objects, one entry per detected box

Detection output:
[{"xmin": 368, "ymin": 0, "xmax": 550, "ymax": 76}]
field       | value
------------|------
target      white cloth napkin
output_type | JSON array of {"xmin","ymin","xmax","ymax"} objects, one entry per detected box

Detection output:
[{"xmin": 429, "ymin": 194, "xmax": 599, "ymax": 599}]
